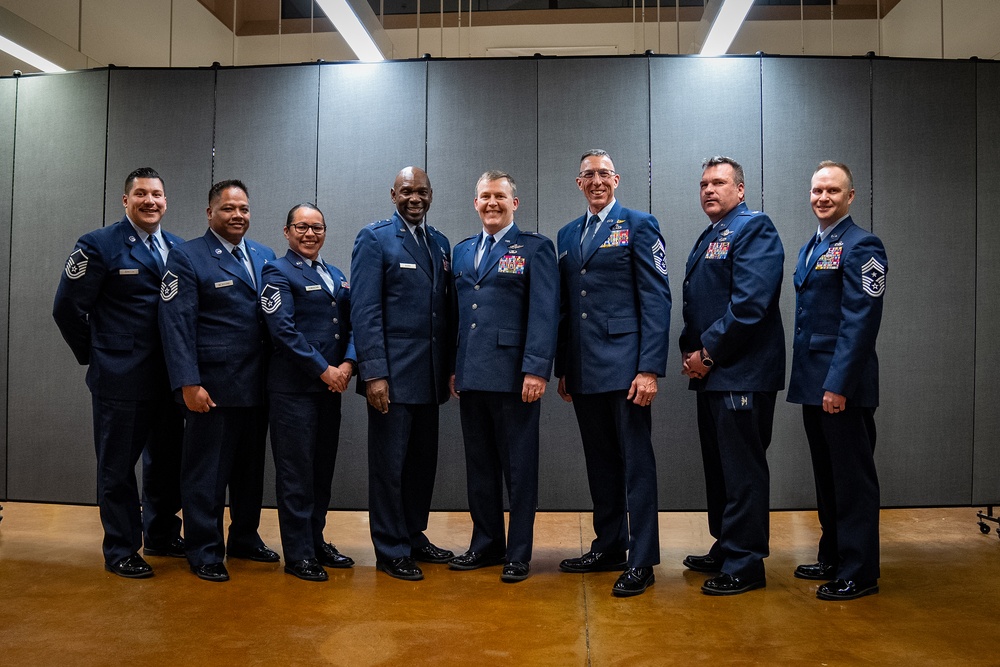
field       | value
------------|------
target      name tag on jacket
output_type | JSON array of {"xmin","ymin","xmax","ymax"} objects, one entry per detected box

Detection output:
[
  {"xmin": 400, "ymin": 262, "xmax": 417, "ymax": 270},
  {"xmin": 119, "ymin": 269, "xmax": 139, "ymax": 275},
  {"xmin": 305, "ymin": 284, "xmax": 322, "ymax": 291},
  {"xmin": 215, "ymin": 280, "xmax": 234, "ymax": 288}
]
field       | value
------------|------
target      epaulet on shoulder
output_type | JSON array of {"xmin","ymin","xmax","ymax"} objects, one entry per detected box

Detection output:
[
  {"xmin": 460, "ymin": 233, "xmax": 478, "ymax": 243},
  {"xmin": 369, "ymin": 218, "xmax": 392, "ymax": 228},
  {"xmin": 521, "ymin": 231, "xmax": 541, "ymax": 236}
]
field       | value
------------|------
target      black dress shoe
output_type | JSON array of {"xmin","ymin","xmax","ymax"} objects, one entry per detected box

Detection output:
[
  {"xmin": 191, "ymin": 562, "xmax": 230, "ymax": 582},
  {"xmin": 376, "ymin": 557, "xmax": 424, "ymax": 581},
  {"xmin": 143, "ymin": 537, "xmax": 186, "ymax": 559},
  {"xmin": 317, "ymin": 542, "xmax": 354, "ymax": 569},
  {"xmin": 612, "ymin": 567, "xmax": 655, "ymax": 597},
  {"xmin": 501, "ymin": 562, "xmax": 530, "ymax": 583},
  {"xmin": 817, "ymin": 579, "xmax": 879, "ymax": 601},
  {"xmin": 682, "ymin": 553, "xmax": 722, "ymax": 573},
  {"xmin": 285, "ymin": 559, "xmax": 328, "ymax": 582},
  {"xmin": 449, "ymin": 551, "xmax": 506, "ymax": 571},
  {"xmin": 701, "ymin": 573, "xmax": 766, "ymax": 596},
  {"xmin": 105, "ymin": 553, "xmax": 154, "ymax": 579},
  {"xmin": 794, "ymin": 562, "xmax": 836, "ymax": 581},
  {"xmin": 412, "ymin": 543, "xmax": 455, "ymax": 564},
  {"xmin": 228, "ymin": 545, "xmax": 280, "ymax": 563},
  {"xmin": 559, "ymin": 551, "xmax": 628, "ymax": 573}
]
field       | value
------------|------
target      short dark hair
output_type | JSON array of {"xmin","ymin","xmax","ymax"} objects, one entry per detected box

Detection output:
[
  {"xmin": 702, "ymin": 156, "xmax": 745, "ymax": 187},
  {"xmin": 477, "ymin": 170, "xmax": 517, "ymax": 198},
  {"xmin": 580, "ymin": 149, "xmax": 611, "ymax": 163},
  {"xmin": 209, "ymin": 179, "xmax": 249, "ymax": 205},
  {"xmin": 285, "ymin": 202, "xmax": 324, "ymax": 227},
  {"xmin": 124, "ymin": 167, "xmax": 162, "ymax": 195},
  {"xmin": 816, "ymin": 160, "xmax": 854, "ymax": 190}
]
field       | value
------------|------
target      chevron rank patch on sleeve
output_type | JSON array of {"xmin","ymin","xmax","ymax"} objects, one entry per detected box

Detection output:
[
  {"xmin": 160, "ymin": 271, "xmax": 179, "ymax": 301},
  {"xmin": 861, "ymin": 257, "xmax": 885, "ymax": 297},
  {"xmin": 64, "ymin": 248, "xmax": 88, "ymax": 280},
  {"xmin": 260, "ymin": 284, "xmax": 282, "ymax": 314}
]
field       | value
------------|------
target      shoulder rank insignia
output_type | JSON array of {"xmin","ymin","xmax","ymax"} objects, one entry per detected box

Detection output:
[
  {"xmin": 862, "ymin": 257, "xmax": 886, "ymax": 297},
  {"xmin": 64, "ymin": 249, "xmax": 89, "ymax": 280},
  {"xmin": 260, "ymin": 284, "xmax": 282, "ymax": 314},
  {"xmin": 160, "ymin": 271, "xmax": 179, "ymax": 301}
]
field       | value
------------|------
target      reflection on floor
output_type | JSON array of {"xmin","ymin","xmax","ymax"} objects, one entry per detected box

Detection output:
[{"xmin": 0, "ymin": 503, "xmax": 997, "ymax": 665}]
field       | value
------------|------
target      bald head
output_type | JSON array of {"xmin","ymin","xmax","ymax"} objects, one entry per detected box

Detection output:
[{"xmin": 391, "ymin": 166, "xmax": 433, "ymax": 224}]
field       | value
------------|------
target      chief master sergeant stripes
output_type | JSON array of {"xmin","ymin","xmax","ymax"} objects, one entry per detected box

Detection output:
[{"xmin": 53, "ymin": 167, "xmax": 185, "ymax": 579}]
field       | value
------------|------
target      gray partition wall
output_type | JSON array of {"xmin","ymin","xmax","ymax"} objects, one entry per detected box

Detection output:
[
  {"xmin": 0, "ymin": 77, "xmax": 14, "ymax": 500},
  {"xmin": 975, "ymin": 61, "xmax": 1000, "ymax": 506},
  {"xmin": 8, "ymin": 70, "xmax": 109, "ymax": 503},
  {"xmin": 1, "ymin": 55, "xmax": 998, "ymax": 511}
]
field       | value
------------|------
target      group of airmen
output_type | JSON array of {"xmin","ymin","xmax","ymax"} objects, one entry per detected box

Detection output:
[{"xmin": 53, "ymin": 150, "xmax": 887, "ymax": 601}]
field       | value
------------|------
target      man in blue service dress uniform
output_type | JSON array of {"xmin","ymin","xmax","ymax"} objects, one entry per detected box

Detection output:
[
  {"xmin": 788, "ymin": 161, "xmax": 887, "ymax": 601},
  {"xmin": 554, "ymin": 150, "xmax": 671, "ymax": 598},
  {"xmin": 448, "ymin": 170, "xmax": 559, "ymax": 584},
  {"xmin": 159, "ymin": 179, "xmax": 279, "ymax": 582},
  {"xmin": 680, "ymin": 156, "xmax": 785, "ymax": 596},
  {"xmin": 350, "ymin": 166, "xmax": 455, "ymax": 581},
  {"xmin": 54, "ymin": 167, "xmax": 185, "ymax": 578},
  {"xmin": 261, "ymin": 203, "xmax": 357, "ymax": 582}
]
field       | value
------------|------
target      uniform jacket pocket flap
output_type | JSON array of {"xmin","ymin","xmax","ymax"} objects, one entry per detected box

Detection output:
[
  {"xmin": 92, "ymin": 333, "xmax": 134, "ymax": 351},
  {"xmin": 808, "ymin": 333, "xmax": 838, "ymax": 352},
  {"xmin": 607, "ymin": 317, "xmax": 638, "ymax": 335},
  {"xmin": 498, "ymin": 329, "xmax": 525, "ymax": 347}
]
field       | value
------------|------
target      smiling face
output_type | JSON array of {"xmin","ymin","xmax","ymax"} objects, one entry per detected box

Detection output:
[
  {"xmin": 700, "ymin": 163, "xmax": 744, "ymax": 223},
  {"xmin": 474, "ymin": 176, "xmax": 518, "ymax": 236},
  {"xmin": 207, "ymin": 186, "xmax": 250, "ymax": 245},
  {"xmin": 123, "ymin": 177, "xmax": 166, "ymax": 233},
  {"xmin": 284, "ymin": 206, "xmax": 326, "ymax": 261},
  {"xmin": 577, "ymin": 154, "xmax": 620, "ymax": 214},
  {"xmin": 391, "ymin": 167, "xmax": 433, "ymax": 225},
  {"xmin": 810, "ymin": 166, "xmax": 855, "ymax": 229}
]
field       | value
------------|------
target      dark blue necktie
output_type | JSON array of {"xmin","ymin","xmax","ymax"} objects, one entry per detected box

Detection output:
[
  {"xmin": 232, "ymin": 246, "xmax": 254, "ymax": 287},
  {"xmin": 582, "ymin": 214, "xmax": 600, "ymax": 251},
  {"xmin": 806, "ymin": 233, "xmax": 822, "ymax": 267},
  {"xmin": 477, "ymin": 234, "xmax": 495, "ymax": 278},
  {"xmin": 147, "ymin": 235, "xmax": 165, "ymax": 274}
]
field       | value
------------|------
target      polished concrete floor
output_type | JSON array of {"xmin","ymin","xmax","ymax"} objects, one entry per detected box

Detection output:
[{"xmin": 0, "ymin": 502, "xmax": 997, "ymax": 666}]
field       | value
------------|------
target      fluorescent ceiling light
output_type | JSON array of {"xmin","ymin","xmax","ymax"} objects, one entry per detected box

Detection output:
[
  {"xmin": 314, "ymin": 0, "xmax": 385, "ymax": 62},
  {"xmin": 700, "ymin": 0, "xmax": 754, "ymax": 56},
  {"xmin": 0, "ymin": 35, "xmax": 65, "ymax": 72}
]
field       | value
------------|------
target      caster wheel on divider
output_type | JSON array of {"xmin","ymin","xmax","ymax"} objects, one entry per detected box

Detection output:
[{"xmin": 979, "ymin": 522, "xmax": 990, "ymax": 534}]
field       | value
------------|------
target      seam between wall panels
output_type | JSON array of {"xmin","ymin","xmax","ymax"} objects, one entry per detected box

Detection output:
[{"xmin": 4, "ymin": 76, "xmax": 17, "ymax": 499}]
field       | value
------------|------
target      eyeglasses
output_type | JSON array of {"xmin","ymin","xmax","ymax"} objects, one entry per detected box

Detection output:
[
  {"xmin": 579, "ymin": 170, "xmax": 617, "ymax": 180},
  {"xmin": 289, "ymin": 223, "xmax": 327, "ymax": 234}
]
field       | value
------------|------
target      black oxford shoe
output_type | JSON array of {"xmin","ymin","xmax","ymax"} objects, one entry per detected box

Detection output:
[
  {"xmin": 105, "ymin": 553, "xmax": 154, "ymax": 579},
  {"xmin": 682, "ymin": 553, "xmax": 722, "ymax": 573},
  {"xmin": 449, "ymin": 551, "xmax": 506, "ymax": 571},
  {"xmin": 612, "ymin": 567, "xmax": 655, "ymax": 597},
  {"xmin": 794, "ymin": 562, "xmax": 836, "ymax": 581},
  {"xmin": 228, "ymin": 545, "xmax": 280, "ymax": 563},
  {"xmin": 412, "ymin": 543, "xmax": 455, "ymax": 564},
  {"xmin": 317, "ymin": 542, "xmax": 354, "ymax": 569},
  {"xmin": 191, "ymin": 562, "xmax": 230, "ymax": 582},
  {"xmin": 816, "ymin": 579, "xmax": 879, "ymax": 601},
  {"xmin": 377, "ymin": 557, "xmax": 424, "ymax": 581},
  {"xmin": 285, "ymin": 559, "xmax": 328, "ymax": 582},
  {"xmin": 143, "ymin": 537, "xmax": 186, "ymax": 559},
  {"xmin": 701, "ymin": 573, "xmax": 766, "ymax": 596},
  {"xmin": 559, "ymin": 551, "xmax": 628, "ymax": 574},
  {"xmin": 501, "ymin": 562, "xmax": 530, "ymax": 583}
]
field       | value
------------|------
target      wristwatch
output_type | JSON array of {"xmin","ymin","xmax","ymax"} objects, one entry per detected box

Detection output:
[{"xmin": 700, "ymin": 348, "xmax": 714, "ymax": 368}]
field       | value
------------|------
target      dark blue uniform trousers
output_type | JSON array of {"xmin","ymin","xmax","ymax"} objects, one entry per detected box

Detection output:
[
  {"xmin": 802, "ymin": 405, "xmax": 880, "ymax": 582},
  {"xmin": 367, "ymin": 402, "xmax": 439, "ymax": 563},
  {"xmin": 269, "ymin": 391, "xmax": 342, "ymax": 563},
  {"xmin": 181, "ymin": 406, "xmax": 268, "ymax": 566},
  {"xmin": 572, "ymin": 391, "xmax": 660, "ymax": 568},
  {"xmin": 459, "ymin": 391, "xmax": 539, "ymax": 564},
  {"xmin": 92, "ymin": 394, "xmax": 183, "ymax": 565},
  {"xmin": 696, "ymin": 391, "xmax": 775, "ymax": 580}
]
